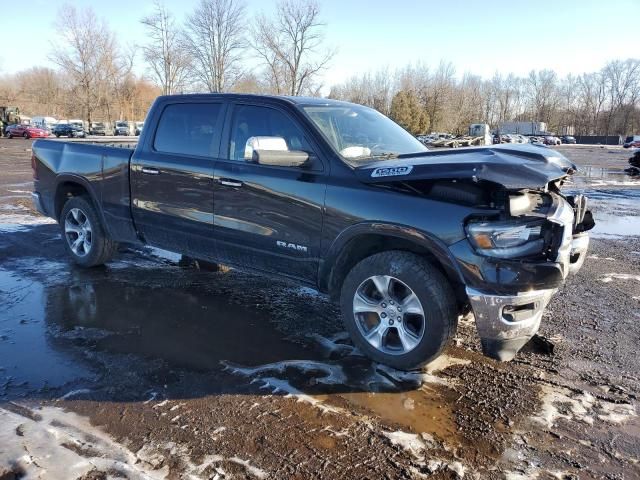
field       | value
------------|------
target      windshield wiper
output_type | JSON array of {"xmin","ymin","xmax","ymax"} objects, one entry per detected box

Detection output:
[{"xmin": 369, "ymin": 152, "xmax": 399, "ymax": 160}]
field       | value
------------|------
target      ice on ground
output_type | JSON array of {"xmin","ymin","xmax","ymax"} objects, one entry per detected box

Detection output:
[
  {"xmin": 228, "ymin": 456, "xmax": 267, "ymax": 479},
  {"xmin": 257, "ymin": 376, "xmax": 344, "ymax": 414},
  {"xmin": 382, "ymin": 430, "xmax": 427, "ymax": 458},
  {"xmin": 600, "ymin": 273, "xmax": 640, "ymax": 283},
  {"xmin": 532, "ymin": 384, "xmax": 636, "ymax": 428},
  {"xmin": 309, "ymin": 332, "xmax": 363, "ymax": 357},
  {"xmin": 0, "ymin": 404, "xmax": 270, "ymax": 479},
  {"xmin": 0, "ymin": 404, "xmax": 167, "ymax": 479},
  {"xmin": 222, "ymin": 359, "xmax": 348, "ymax": 385},
  {"xmin": 58, "ymin": 388, "xmax": 92, "ymax": 400},
  {"xmin": 376, "ymin": 354, "xmax": 470, "ymax": 387},
  {"xmin": 293, "ymin": 286, "xmax": 325, "ymax": 298},
  {"xmin": 0, "ymin": 213, "xmax": 56, "ymax": 232},
  {"xmin": 146, "ymin": 247, "xmax": 182, "ymax": 262}
]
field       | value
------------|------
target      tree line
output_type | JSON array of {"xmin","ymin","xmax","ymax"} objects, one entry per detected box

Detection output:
[
  {"xmin": 0, "ymin": 0, "xmax": 333, "ymax": 125},
  {"xmin": 0, "ymin": 0, "xmax": 638, "ymax": 138},
  {"xmin": 330, "ymin": 60, "xmax": 640, "ymax": 137}
]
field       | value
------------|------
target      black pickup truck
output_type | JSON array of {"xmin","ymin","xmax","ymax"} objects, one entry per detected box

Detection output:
[{"xmin": 31, "ymin": 94, "xmax": 594, "ymax": 369}]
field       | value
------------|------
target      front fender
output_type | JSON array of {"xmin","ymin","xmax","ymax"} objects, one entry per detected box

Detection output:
[{"xmin": 319, "ymin": 221, "xmax": 466, "ymax": 293}]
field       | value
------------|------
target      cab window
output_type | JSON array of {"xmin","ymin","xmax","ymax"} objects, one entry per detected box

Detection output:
[
  {"xmin": 154, "ymin": 103, "xmax": 224, "ymax": 157},
  {"xmin": 228, "ymin": 105, "xmax": 311, "ymax": 161}
]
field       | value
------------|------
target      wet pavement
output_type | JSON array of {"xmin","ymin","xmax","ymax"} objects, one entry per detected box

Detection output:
[{"xmin": 0, "ymin": 139, "xmax": 639, "ymax": 479}]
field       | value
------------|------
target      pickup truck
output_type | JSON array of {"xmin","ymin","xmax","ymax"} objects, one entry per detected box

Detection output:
[{"xmin": 31, "ymin": 94, "xmax": 594, "ymax": 369}]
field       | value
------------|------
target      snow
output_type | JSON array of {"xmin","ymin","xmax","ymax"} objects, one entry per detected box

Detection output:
[
  {"xmin": 0, "ymin": 405, "xmax": 166, "ymax": 479},
  {"xmin": 228, "ymin": 457, "xmax": 267, "ymax": 479},
  {"xmin": 600, "ymin": 273, "xmax": 640, "ymax": 283},
  {"xmin": 0, "ymin": 213, "xmax": 56, "ymax": 232},
  {"xmin": 533, "ymin": 384, "xmax": 636, "ymax": 428},
  {"xmin": 0, "ymin": 404, "xmax": 270, "ymax": 479},
  {"xmin": 382, "ymin": 430, "xmax": 427, "ymax": 458}
]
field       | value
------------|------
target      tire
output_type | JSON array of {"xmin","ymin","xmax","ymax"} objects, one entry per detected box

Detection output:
[
  {"xmin": 55, "ymin": 133, "xmax": 60, "ymax": 138},
  {"xmin": 340, "ymin": 251, "xmax": 457, "ymax": 370},
  {"xmin": 7, "ymin": 133, "xmax": 12, "ymax": 139},
  {"xmin": 60, "ymin": 196, "xmax": 117, "ymax": 267}
]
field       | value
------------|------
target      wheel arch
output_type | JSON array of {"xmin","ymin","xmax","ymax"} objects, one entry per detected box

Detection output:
[
  {"xmin": 54, "ymin": 175, "xmax": 112, "ymax": 238},
  {"xmin": 320, "ymin": 223, "xmax": 467, "ymax": 305}
]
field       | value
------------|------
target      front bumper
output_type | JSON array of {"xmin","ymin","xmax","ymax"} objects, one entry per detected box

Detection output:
[
  {"xmin": 466, "ymin": 196, "xmax": 591, "ymax": 361},
  {"xmin": 467, "ymin": 287, "xmax": 556, "ymax": 360}
]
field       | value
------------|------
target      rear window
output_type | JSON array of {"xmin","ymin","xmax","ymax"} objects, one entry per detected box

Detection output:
[{"xmin": 154, "ymin": 103, "xmax": 223, "ymax": 157}]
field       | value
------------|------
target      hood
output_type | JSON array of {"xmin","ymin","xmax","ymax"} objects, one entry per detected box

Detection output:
[{"xmin": 354, "ymin": 144, "xmax": 576, "ymax": 190}]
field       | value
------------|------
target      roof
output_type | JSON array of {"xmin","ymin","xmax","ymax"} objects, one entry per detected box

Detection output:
[{"xmin": 157, "ymin": 92, "xmax": 354, "ymax": 108}]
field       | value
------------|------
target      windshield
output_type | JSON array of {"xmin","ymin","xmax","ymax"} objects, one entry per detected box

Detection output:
[{"xmin": 301, "ymin": 104, "xmax": 427, "ymax": 164}]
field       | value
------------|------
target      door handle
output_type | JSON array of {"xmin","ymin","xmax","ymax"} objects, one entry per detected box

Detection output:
[
  {"xmin": 219, "ymin": 178, "xmax": 243, "ymax": 188},
  {"xmin": 141, "ymin": 167, "xmax": 160, "ymax": 175}
]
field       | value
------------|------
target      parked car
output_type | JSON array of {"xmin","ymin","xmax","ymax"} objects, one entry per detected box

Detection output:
[
  {"xmin": 544, "ymin": 136, "xmax": 561, "ymax": 146},
  {"xmin": 53, "ymin": 123, "xmax": 86, "ymax": 138},
  {"xmin": 113, "ymin": 121, "xmax": 130, "ymax": 136},
  {"xmin": 31, "ymin": 116, "xmax": 58, "ymax": 133},
  {"xmin": 623, "ymin": 135, "xmax": 640, "ymax": 148},
  {"xmin": 134, "ymin": 121, "xmax": 144, "ymax": 136},
  {"xmin": 561, "ymin": 136, "xmax": 576, "ymax": 144},
  {"xmin": 5, "ymin": 124, "xmax": 49, "ymax": 139},
  {"xmin": 31, "ymin": 93, "xmax": 594, "ymax": 369},
  {"xmin": 90, "ymin": 122, "xmax": 107, "ymax": 136},
  {"xmin": 529, "ymin": 136, "xmax": 545, "ymax": 145}
]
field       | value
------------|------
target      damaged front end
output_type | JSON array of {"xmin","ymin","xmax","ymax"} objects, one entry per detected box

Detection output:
[
  {"xmin": 357, "ymin": 144, "xmax": 594, "ymax": 361},
  {"xmin": 464, "ymin": 189, "xmax": 594, "ymax": 361}
]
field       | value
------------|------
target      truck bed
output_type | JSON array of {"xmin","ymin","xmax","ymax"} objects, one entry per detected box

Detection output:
[{"xmin": 32, "ymin": 139, "xmax": 137, "ymax": 242}]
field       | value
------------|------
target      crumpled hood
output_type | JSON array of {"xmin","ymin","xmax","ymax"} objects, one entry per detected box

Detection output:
[{"xmin": 354, "ymin": 144, "xmax": 577, "ymax": 189}]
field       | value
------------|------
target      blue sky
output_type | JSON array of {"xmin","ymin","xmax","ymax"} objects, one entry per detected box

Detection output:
[{"xmin": 1, "ymin": 0, "xmax": 636, "ymax": 89}]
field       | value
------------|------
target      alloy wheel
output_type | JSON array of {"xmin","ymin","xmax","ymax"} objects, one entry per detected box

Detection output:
[
  {"xmin": 64, "ymin": 208, "xmax": 93, "ymax": 257},
  {"xmin": 353, "ymin": 275, "xmax": 426, "ymax": 355}
]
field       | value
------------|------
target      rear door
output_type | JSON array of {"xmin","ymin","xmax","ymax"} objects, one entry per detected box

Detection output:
[
  {"xmin": 213, "ymin": 102, "xmax": 327, "ymax": 283},
  {"xmin": 131, "ymin": 100, "xmax": 226, "ymax": 258}
]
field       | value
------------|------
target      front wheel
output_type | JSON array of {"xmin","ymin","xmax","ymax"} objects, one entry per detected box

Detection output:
[
  {"xmin": 23, "ymin": 132, "xmax": 29, "ymax": 139},
  {"xmin": 60, "ymin": 196, "xmax": 117, "ymax": 267},
  {"xmin": 340, "ymin": 251, "xmax": 457, "ymax": 370}
]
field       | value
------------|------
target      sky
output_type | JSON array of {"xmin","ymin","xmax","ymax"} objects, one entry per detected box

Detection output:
[{"xmin": 1, "ymin": 0, "xmax": 637, "ymax": 90}]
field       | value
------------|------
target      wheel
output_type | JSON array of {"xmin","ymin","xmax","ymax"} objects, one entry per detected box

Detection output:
[
  {"xmin": 7, "ymin": 133, "xmax": 12, "ymax": 139},
  {"xmin": 60, "ymin": 196, "xmax": 117, "ymax": 267},
  {"xmin": 55, "ymin": 133, "xmax": 60, "ymax": 138},
  {"xmin": 340, "ymin": 251, "xmax": 457, "ymax": 370}
]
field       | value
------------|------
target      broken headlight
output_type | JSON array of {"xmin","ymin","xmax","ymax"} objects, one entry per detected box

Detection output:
[{"xmin": 466, "ymin": 219, "xmax": 546, "ymax": 258}]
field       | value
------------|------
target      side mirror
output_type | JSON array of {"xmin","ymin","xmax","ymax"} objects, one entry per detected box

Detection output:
[
  {"xmin": 244, "ymin": 136, "xmax": 309, "ymax": 167},
  {"xmin": 254, "ymin": 149, "xmax": 309, "ymax": 167}
]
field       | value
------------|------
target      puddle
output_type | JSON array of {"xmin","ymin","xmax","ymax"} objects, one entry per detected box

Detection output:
[
  {"xmin": 566, "ymin": 187, "xmax": 640, "ymax": 239},
  {"xmin": 328, "ymin": 386, "xmax": 460, "ymax": 444},
  {"xmin": 0, "ymin": 259, "xmax": 327, "ymax": 399},
  {"xmin": 0, "ymin": 268, "xmax": 92, "ymax": 396}
]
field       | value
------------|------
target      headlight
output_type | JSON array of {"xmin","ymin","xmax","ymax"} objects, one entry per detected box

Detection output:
[{"xmin": 466, "ymin": 219, "xmax": 546, "ymax": 258}]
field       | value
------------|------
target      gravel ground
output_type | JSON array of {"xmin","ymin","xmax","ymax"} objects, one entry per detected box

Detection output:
[{"xmin": 0, "ymin": 138, "xmax": 638, "ymax": 479}]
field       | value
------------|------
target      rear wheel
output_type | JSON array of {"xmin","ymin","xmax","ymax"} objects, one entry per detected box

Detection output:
[
  {"xmin": 340, "ymin": 251, "xmax": 457, "ymax": 370},
  {"xmin": 60, "ymin": 196, "xmax": 117, "ymax": 267},
  {"xmin": 23, "ymin": 132, "xmax": 29, "ymax": 139}
]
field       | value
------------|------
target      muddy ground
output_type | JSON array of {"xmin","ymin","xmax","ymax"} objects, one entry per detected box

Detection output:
[{"xmin": 0, "ymin": 138, "xmax": 639, "ymax": 479}]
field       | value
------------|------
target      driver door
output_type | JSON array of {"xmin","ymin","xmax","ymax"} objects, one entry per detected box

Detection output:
[{"xmin": 213, "ymin": 103, "xmax": 327, "ymax": 283}]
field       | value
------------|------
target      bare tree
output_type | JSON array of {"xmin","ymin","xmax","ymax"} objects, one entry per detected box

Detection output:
[
  {"xmin": 141, "ymin": 0, "xmax": 190, "ymax": 95},
  {"xmin": 252, "ymin": 0, "xmax": 334, "ymax": 96},
  {"xmin": 49, "ymin": 5, "xmax": 116, "ymax": 125},
  {"xmin": 183, "ymin": 0, "xmax": 246, "ymax": 92}
]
